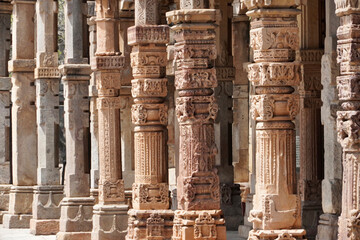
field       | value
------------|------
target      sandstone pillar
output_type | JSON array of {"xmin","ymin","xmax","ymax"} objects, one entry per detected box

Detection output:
[
  {"xmin": 87, "ymin": 0, "xmax": 99, "ymax": 203},
  {"xmin": 231, "ymin": 0, "xmax": 252, "ymax": 238},
  {"xmin": 167, "ymin": 2, "xmax": 226, "ymax": 239},
  {"xmin": 126, "ymin": 1, "xmax": 173, "ymax": 239},
  {"xmin": 3, "ymin": 0, "xmax": 37, "ymax": 229},
  {"xmin": 0, "ymin": 0, "xmax": 12, "ymax": 224},
  {"xmin": 242, "ymin": 0, "xmax": 306, "ymax": 239},
  {"xmin": 334, "ymin": 1, "xmax": 360, "ymax": 239},
  {"xmin": 91, "ymin": 0, "xmax": 128, "ymax": 239},
  {"xmin": 316, "ymin": 1, "xmax": 341, "ymax": 239},
  {"xmin": 56, "ymin": 0, "xmax": 94, "ymax": 239},
  {"xmin": 30, "ymin": 0, "xmax": 64, "ymax": 235}
]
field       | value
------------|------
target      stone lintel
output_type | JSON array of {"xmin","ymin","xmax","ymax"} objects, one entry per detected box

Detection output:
[
  {"xmin": 243, "ymin": 0, "xmax": 301, "ymax": 10},
  {"xmin": 0, "ymin": 77, "xmax": 11, "ymax": 90},
  {"xmin": 30, "ymin": 219, "xmax": 60, "ymax": 235},
  {"xmin": 8, "ymin": 59, "xmax": 36, "ymax": 73}
]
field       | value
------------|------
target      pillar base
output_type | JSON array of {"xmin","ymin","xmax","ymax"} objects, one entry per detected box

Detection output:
[
  {"xmin": 3, "ymin": 186, "xmax": 34, "ymax": 228},
  {"xmin": 238, "ymin": 225, "xmax": 252, "ymax": 240},
  {"xmin": 30, "ymin": 219, "xmax": 60, "ymax": 235},
  {"xmin": 301, "ymin": 202, "xmax": 322, "ymax": 240},
  {"xmin": 126, "ymin": 209, "xmax": 174, "ymax": 240},
  {"xmin": 30, "ymin": 185, "xmax": 64, "ymax": 235},
  {"xmin": 90, "ymin": 188, "xmax": 98, "ymax": 204},
  {"xmin": 172, "ymin": 210, "xmax": 226, "ymax": 240},
  {"xmin": 0, "ymin": 184, "xmax": 11, "ymax": 224},
  {"xmin": 58, "ymin": 197, "xmax": 95, "ymax": 239},
  {"xmin": 315, "ymin": 213, "xmax": 338, "ymax": 240},
  {"xmin": 92, "ymin": 203, "xmax": 129, "ymax": 240},
  {"xmin": 2, "ymin": 213, "xmax": 32, "ymax": 228},
  {"xmin": 248, "ymin": 229, "xmax": 307, "ymax": 240}
]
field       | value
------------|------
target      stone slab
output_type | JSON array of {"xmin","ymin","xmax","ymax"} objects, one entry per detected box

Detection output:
[
  {"xmin": 2, "ymin": 213, "xmax": 32, "ymax": 228},
  {"xmin": 56, "ymin": 232, "xmax": 91, "ymax": 240}
]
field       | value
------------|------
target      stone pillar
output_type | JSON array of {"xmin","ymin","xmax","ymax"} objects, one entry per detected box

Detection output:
[
  {"xmin": 0, "ymin": 0, "xmax": 12, "ymax": 224},
  {"xmin": 334, "ymin": 1, "xmax": 360, "ymax": 239},
  {"xmin": 91, "ymin": 0, "xmax": 129, "ymax": 239},
  {"xmin": 56, "ymin": 0, "xmax": 94, "ymax": 239},
  {"xmin": 3, "ymin": 0, "xmax": 37, "ymax": 229},
  {"xmin": 298, "ymin": 49, "xmax": 324, "ymax": 240},
  {"xmin": 242, "ymin": 0, "xmax": 306, "ymax": 239},
  {"xmin": 87, "ymin": 0, "xmax": 99, "ymax": 203},
  {"xmin": 29, "ymin": 0, "xmax": 64, "ymax": 235},
  {"xmin": 167, "ymin": 2, "xmax": 227, "ymax": 239},
  {"xmin": 126, "ymin": 1, "xmax": 173, "ymax": 240},
  {"xmin": 316, "ymin": 1, "xmax": 341, "ymax": 240},
  {"xmin": 232, "ymin": 0, "xmax": 252, "ymax": 239}
]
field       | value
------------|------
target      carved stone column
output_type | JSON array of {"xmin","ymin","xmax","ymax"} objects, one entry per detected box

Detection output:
[
  {"xmin": 0, "ymin": 0, "xmax": 12, "ymax": 224},
  {"xmin": 126, "ymin": 1, "xmax": 173, "ymax": 239},
  {"xmin": 91, "ymin": 0, "xmax": 129, "ymax": 239},
  {"xmin": 167, "ymin": 2, "xmax": 226, "ymax": 239},
  {"xmin": 56, "ymin": 0, "xmax": 94, "ymax": 239},
  {"xmin": 29, "ymin": 0, "xmax": 64, "ymax": 235},
  {"xmin": 87, "ymin": 0, "xmax": 99, "ymax": 203},
  {"xmin": 334, "ymin": 1, "xmax": 360, "ymax": 239},
  {"xmin": 316, "ymin": 2, "xmax": 341, "ymax": 239},
  {"xmin": 3, "ymin": 0, "xmax": 37, "ymax": 229},
  {"xmin": 242, "ymin": 1, "xmax": 306, "ymax": 239}
]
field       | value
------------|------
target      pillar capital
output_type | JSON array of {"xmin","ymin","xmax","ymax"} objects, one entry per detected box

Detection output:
[{"xmin": 335, "ymin": 0, "xmax": 360, "ymax": 16}]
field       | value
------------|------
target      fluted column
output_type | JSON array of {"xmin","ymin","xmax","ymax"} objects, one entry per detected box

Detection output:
[
  {"xmin": 167, "ymin": 1, "xmax": 226, "ymax": 239},
  {"xmin": 0, "ymin": 0, "xmax": 12, "ymax": 224},
  {"xmin": 242, "ymin": 1, "xmax": 305, "ymax": 239},
  {"xmin": 56, "ymin": 0, "xmax": 94, "ymax": 239},
  {"xmin": 30, "ymin": 0, "xmax": 64, "ymax": 235},
  {"xmin": 126, "ymin": 1, "xmax": 173, "ymax": 239},
  {"xmin": 91, "ymin": 0, "xmax": 129, "ymax": 239},
  {"xmin": 3, "ymin": 0, "xmax": 37, "ymax": 229},
  {"xmin": 334, "ymin": 1, "xmax": 360, "ymax": 239}
]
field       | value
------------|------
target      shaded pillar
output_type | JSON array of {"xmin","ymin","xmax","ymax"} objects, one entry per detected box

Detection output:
[
  {"xmin": 3, "ymin": 0, "xmax": 37, "ymax": 229},
  {"xmin": 91, "ymin": 0, "xmax": 129, "ymax": 239},
  {"xmin": 56, "ymin": 0, "xmax": 94, "ymax": 239},
  {"xmin": 0, "ymin": 0, "xmax": 12, "ymax": 224},
  {"xmin": 242, "ymin": 0, "xmax": 306, "ymax": 239},
  {"xmin": 334, "ymin": 1, "xmax": 360, "ymax": 239},
  {"xmin": 167, "ymin": 1, "xmax": 226, "ymax": 239},
  {"xmin": 30, "ymin": 0, "xmax": 64, "ymax": 235},
  {"xmin": 126, "ymin": 1, "xmax": 173, "ymax": 239},
  {"xmin": 316, "ymin": 2, "xmax": 341, "ymax": 239}
]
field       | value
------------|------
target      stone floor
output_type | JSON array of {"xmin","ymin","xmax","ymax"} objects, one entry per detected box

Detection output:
[{"xmin": 0, "ymin": 225, "xmax": 240, "ymax": 240}]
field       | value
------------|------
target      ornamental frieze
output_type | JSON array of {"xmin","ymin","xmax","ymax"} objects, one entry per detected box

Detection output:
[
  {"xmin": 251, "ymin": 94, "xmax": 299, "ymax": 121},
  {"xmin": 250, "ymin": 28, "xmax": 299, "ymax": 51},
  {"xmin": 175, "ymin": 44, "xmax": 217, "ymax": 60},
  {"xmin": 172, "ymin": 28, "xmax": 216, "ymax": 42},
  {"xmin": 247, "ymin": 63, "xmax": 301, "ymax": 87},
  {"xmin": 337, "ymin": 43, "xmax": 360, "ymax": 64},
  {"xmin": 337, "ymin": 75, "xmax": 360, "ymax": 101},
  {"xmin": 131, "ymin": 103, "xmax": 168, "ymax": 125},
  {"xmin": 130, "ymin": 51, "xmax": 167, "ymax": 67},
  {"xmin": 131, "ymin": 78, "xmax": 168, "ymax": 98},
  {"xmin": 176, "ymin": 96, "xmax": 218, "ymax": 124},
  {"xmin": 101, "ymin": 179, "xmax": 125, "ymax": 202},
  {"xmin": 337, "ymin": 110, "xmax": 360, "ymax": 151},
  {"xmin": 128, "ymin": 25, "xmax": 169, "ymax": 45},
  {"xmin": 175, "ymin": 69, "xmax": 217, "ymax": 90},
  {"xmin": 91, "ymin": 55, "xmax": 125, "ymax": 70}
]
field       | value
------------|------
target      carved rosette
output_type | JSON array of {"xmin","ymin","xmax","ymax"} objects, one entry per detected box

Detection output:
[
  {"xmin": 242, "ymin": 1, "xmax": 304, "ymax": 238},
  {"xmin": 128, "ymin": 0, "xmax": 170, "ymax": 213},
  {"xmin": 334, "ymin": 2, "xmax": 360, "ymax": 239}
]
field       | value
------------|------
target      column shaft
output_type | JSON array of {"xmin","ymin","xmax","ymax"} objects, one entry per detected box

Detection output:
[
  {"xmin": 57, "ymin": 0, "xmax": 94, "ymax": 239},
  {"xmin": 167, "ymin": 1, "xmax": 226, "ymax": 239},
  {"xmin": 91, "ymin": 0, "xmax": 129, "ymax": 239},
  {"xmin": 334, "ymin": 1, "xmax": 360, "ymax": 239},
  {"xmin": 3, "ymin": 0, "xmax": 37, "ymax": 229},
  {"xmin": 30, "ymin": 0, "xmax": 64, "ymax": 235},
  {"xmin": 0, "ymin": 0, "xmax": 12, "ymax": 224},
  {"xmin": 126, "ymin": 1, "xmax": 173, "ymax": 239},
  {"xmin": 242, "ymin": 0, "xmax": 305, "ymax": 239}
]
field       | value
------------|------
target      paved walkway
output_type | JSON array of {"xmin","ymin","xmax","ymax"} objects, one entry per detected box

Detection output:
[{"xmin": 0, "ymin": 225, "xmax": 240, "ymax": 240}]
